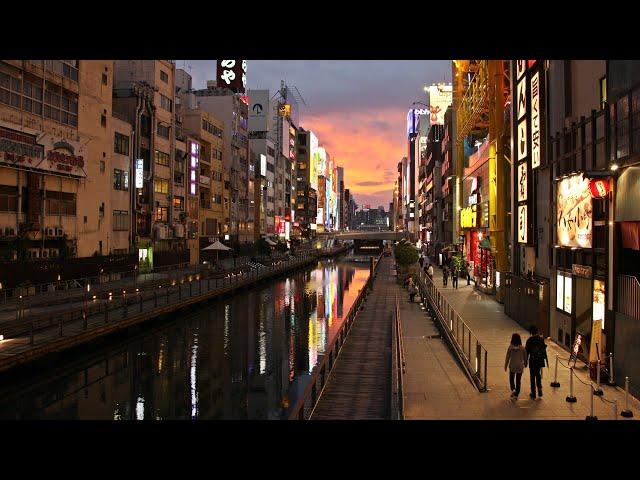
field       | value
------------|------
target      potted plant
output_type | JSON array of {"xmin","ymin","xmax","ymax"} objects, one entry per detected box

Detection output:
[{"xmin": 394, "ymin": 242, "xmax": 419, "ymax": 284}]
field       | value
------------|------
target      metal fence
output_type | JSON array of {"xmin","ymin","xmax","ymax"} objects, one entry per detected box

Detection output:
[
  {"xmin": 289, "ymin": 252, "xmax": 384, "ymax": 420},
  {"xmin": 417, "ymin": 270, "xmax": 489, "ymax": 392},
  {"xmin": 391, "ymin": 294, "xmax": 405, "ymax": 420}
]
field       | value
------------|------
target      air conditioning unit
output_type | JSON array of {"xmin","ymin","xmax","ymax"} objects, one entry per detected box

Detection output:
[
  {"xmin": 49, "ymin": 249, "xmax": 59, "ymax": 258},
  {"xmin": 56, "ymin": 227, "xmax": 64, "ymax": 237}
]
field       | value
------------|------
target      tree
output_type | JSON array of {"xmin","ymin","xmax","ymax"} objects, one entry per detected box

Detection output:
[
  {"xmin": 452, "ymin": 252, "xmax": 465, "ymax": 273},
  {"xmin": 394, "ymin": 243, "xmax": 418, "ymax": 267}
]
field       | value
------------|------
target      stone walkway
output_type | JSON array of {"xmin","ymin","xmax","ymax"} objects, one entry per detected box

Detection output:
[{"xmin": 401, "ymin": 263, "xmax": 640, "ymax": 420}]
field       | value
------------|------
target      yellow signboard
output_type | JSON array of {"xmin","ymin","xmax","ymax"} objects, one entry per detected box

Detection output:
[
  {"xmin": 278, "ymin": 103, "xmax": 291, "ymax": 117},
  {"xmin": 460, "ymin": 205, "xmax": 477, "ymax": 228}
]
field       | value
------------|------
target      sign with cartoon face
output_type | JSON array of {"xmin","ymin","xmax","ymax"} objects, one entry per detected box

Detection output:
[{"xmin": 557, "ymin": 174, "xmax": 592, "ymax": 248}]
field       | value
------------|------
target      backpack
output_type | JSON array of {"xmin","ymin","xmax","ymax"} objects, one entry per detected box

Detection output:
[{"xmin": 529, "ymin": 338, "xmax": 547, "ymax": 364}]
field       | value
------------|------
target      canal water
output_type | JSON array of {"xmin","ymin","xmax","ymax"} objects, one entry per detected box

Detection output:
[{"xmin": 0, "ymin": 259, "xmax": 369, "ymax": 419}]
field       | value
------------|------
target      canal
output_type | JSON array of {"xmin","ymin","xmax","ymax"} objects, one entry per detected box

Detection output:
[{"xmin": 0, "ymin": 258, "xmax": 369, "ymax": 419}]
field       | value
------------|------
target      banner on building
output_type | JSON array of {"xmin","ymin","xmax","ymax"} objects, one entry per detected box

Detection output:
[
  {"xmin": 427, "ymin": 84, "xmax": 453, "ymax": 126},
  {"xmin": 216, "ymin": 59, "xmax": 246, "ymax": 93}
]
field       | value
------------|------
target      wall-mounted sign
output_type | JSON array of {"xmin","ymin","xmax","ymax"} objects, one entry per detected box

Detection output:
[
  {"xmin": 589, "ymin": 178, "xmax": 610, "ymax": 198},
  {"xmin": 518, "ymin": 205, "xmax": 528, "ymax": 243},
  {"xmin": 593, "ymin": 279, "xmax": 605, "ymax": 330},
  {"xmin": 531, "ymin": 71, "xmax": 541, "ymax": 169},
  {"xmin": 189, "ymin": 140, "xmax": 200, "ymax": 196},
  {"xmin": 518, "ymin": 162, "xmax": 528, "ymax": 202},
  {"xmin": 517, "ymin": 77, "xmax": 527, "ymax": 121},
  {"xmin": 516, "ymin": 60, "xmax": 526, "ymax": 80},
  {"xmin": 557, "ymin": 174, "xmax": 592, "ymax": 248},
  {"xmin": 572, "ymin": 264, "xmax": 592, "ymax": 278},
  {"xmin": 248, "ymin": 89, "xmax": 269, "ymax": 132},
  {"xmin": 278, "ymin": 103, "xmax": 292, "ymax": 117},
  {"xmin": 407, "ymin": 109, "xmax": 419, "ymax": 138},
  {"xmin": 460, "ymin": 205, "xmax": 477, "ymax": 228},
  {"xmin": 135, "ymin": 159, "xmax": 144, "ymax": 188},
  {"xmin": 517, "ymin": 120, "xmax": 527, "ymax": 161},
  {"xmin": 427, "ymin": 84, "xmax": 453, "ymax": 126},
  {"xmin": 216, "ymin": 59, "xmax": 246, "ymax": 93},
  {"xmin": 260, "ymin": 154, "xmax": 267, "ymax": 177}
]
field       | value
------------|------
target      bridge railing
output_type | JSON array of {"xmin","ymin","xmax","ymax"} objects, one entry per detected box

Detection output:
[
  {"xmin": 416, "ymin": 270, "xmax": 489, "ymax": 392},
  {"xmin": 391, "ymin": 294, "xmax": 405, "ymax": 420},
  {"xmin": 289, "ymin": 251, "xmax": 385, "ymax": 420}
]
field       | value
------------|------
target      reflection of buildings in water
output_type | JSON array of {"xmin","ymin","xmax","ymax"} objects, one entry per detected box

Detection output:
[
  {"xmin": 190, "ymin": 333, "xmax": 199, "ymax": 419},
  {"xmin": 308, "ymin": 311, "xmax": 318, "ymax": 373}
]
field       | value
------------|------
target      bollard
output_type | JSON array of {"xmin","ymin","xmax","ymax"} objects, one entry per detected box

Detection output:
[
  {"xmin": 621, "ymin": 377, "xmax": 634, "ymax": 417},
  {"xmin": 607, "ymin": 353, "xmax": 616, "ymax": 386},
  {"xmin": 550, "ymin": 355, "xmax": 561, "ymax": 387},
  {"xmin": 566, "ymin": 367, "xmax": 577, "ymax": 402},
  {"xmin": 594, "ymin": 362, "xmax": 603, "ymax": 396},
  {"xmin": 586, "ymin": 383, "xmax": 598, "ymax": 420}
]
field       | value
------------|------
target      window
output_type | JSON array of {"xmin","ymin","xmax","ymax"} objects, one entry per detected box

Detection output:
[
  {"xmin": 157, "ymin": 123, "xmax": 170, "ymax": 139},
  {"xmin": 140, "ymin": 115, "xmax": 151, "ymax": 138},
  {"xmin": 599, "ymin": 76, "xmax": 607, "ymax": 110},
  {"xmin": 113, "ymin": 169, "xmax": 129, "ymax": 190},
  {"xmin": 212, "ymin": 148, "xmax": 223, "ymax": 161},
  {"xmin": 101, "ymin": 114, "xmax": 107, "ymax": 127},
  {"xmin": 45, "ymin": 191, "xmax": 76, "ymax": 216},
  {"xmin": 155, "ymin": 150, "xmax": 170, "ymax": 166},
  {"xmin": 0, "ymin": 71, "xmax": 43, "ymax": 115},
  {"xmin": 102, "ymin": 73, "xmax": 108, "ymax": 85},
  {"xmin": 154, "ymin": 177, "xmax": 169, "ymax": 194},
  {"xmin": 174, "ymin": 172, "xmax": 184, "ymax": 185},
  {"xmin": 154, "ymin": 207, "xmax": 168, "ymax": 222},
  {"xmin": 160, "ymin": 70, "xmax": 169, "ymax": 83},
  {"xmin": 44, "ymin": 60, "xmax": 79, "ymax": 82},
  {"xmin": 202, "ymin": 118, "xmax": 223, "ymax": 138},
  {"xmin": 211, "ymin": 171, "xmax": 223, "ymax": 182},
  {"xmin": 100, "ymin": 160, "xmax": 105, "ymax": 172},
  {"xmin": 114, "ymin": 132, "xmax": 129, "ymax": 155},
  {"xmin": 556, "ymin": 271, "xmax": 573, "ymax": 314},
  {"xmin": 113, "ymin": 210, "xmax": 129, "ymax": 231},
  {"xmin": 160, "ymin": 94, "xmax": 172, "ymax": 112},
  {"xmin": 266, "ymin": 162, "xmax": 275, "ymax": 173},
  {"xmin": 43, "ymin": 81, "xmax": 78, "ymax": 126},
  {"xmin": 0, "ymin": 185, "xmax": 19, "ymax": 212},
  {"xmin": 173, "ymin": 196, "xmax": 184, "ymax": 210},
  {"xmin": 267, "ymin": 146, "xmax": 275, "ymax": 157}
]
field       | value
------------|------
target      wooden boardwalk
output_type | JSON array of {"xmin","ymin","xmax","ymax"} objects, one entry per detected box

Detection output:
[{"xmin": 311, "ymin": 257, "xmax": 395, "ymax": 420}]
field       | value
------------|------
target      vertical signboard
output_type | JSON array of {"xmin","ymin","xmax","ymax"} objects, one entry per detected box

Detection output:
[
  {"xmin": 518, "ymin": 162, "xmax": 528, "ymax": 202},
  {"xmin": 309, "ymin": 131, "xmax": 319, "ymax": 191},
  {"xmin": 216, "ymin": 60, "xmax": 246, "ymax": 94},
  {"xmin": 518, "ymin": 205, "xmax": 528, "ymax": 243},
  {"xmin": 189, "ymin": 140, "xmax": 199, "ymax": 196},
  {"xmin": 530, "ymin": 71, "xmax": 541, "ymax": 169},
  {"xmin": 135, "ymin": 159, "xmax": 144, "ymax": 189},
  {"xmin": 248, "ymin": 89, "xmax": 269, "ymax": 132}
]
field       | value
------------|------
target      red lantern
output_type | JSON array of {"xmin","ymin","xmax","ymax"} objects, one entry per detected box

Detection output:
[{"xmin": 589, "ymin": 179, "xmax": 610, "ymax": 198}]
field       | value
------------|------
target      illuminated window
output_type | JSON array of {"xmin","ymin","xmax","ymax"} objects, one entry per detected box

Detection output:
[
  {"xmin": 154, "ymin": 177, "xmax": 169, "ymax": 194},
  {"xmin": 155, "ymin": 150, "xmax": 170, "ymax": 167},
  {"xmin": 599, "ymin": 76, "xmax": 607, "ymax": 110},
  {"xmin": 556, "ymin": 271, "xmax": 572, "ymax": 314}
]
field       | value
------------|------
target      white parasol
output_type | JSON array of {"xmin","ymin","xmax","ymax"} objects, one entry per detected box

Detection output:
[{"xmin": 202, "ymin": 240, "xmax": 233, "ymax": 264}]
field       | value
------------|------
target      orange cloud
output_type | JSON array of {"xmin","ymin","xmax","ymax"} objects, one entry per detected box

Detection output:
[{"xmin": 302, "ymin": 106, "xmax": 408, "ymax": 208}]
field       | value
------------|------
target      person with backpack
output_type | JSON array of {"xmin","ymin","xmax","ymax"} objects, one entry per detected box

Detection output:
[
  {"xmin": 505, "ymin": 333, "xmax": 527, "ymax": 400},
  {"xmin": 525, "ymin": 325, "xmax": 548, "ymax": 399}
]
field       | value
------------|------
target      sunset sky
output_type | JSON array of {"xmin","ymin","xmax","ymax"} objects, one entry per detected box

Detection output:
[{"xmin": 178, "ymin": 60, "xmax": 451, "ymax": 209}]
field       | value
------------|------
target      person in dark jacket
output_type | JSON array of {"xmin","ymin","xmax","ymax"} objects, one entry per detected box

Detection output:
[
  {"xmin": 525, "ymin": 325, "xmax": 548, "ymax": 399},
  {"xmin": 451, "ymin": 267, "xmax": 458, "ymax": 289},
  {"xmin": 442, "ymin": 266, "xmax": 449, "ymax": 286}
]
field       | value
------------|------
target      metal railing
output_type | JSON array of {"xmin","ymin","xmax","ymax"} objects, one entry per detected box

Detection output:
[
  {"xmin": 391, "ymin": 294, "xmax": 405, "ymax": 420},
  {"xmin": 617, "ymin": 275, "xmax": 640, "ymax": 320},
  {"xmin": 290, "ymin": 251, "xmax": 385, "ymax": 420},
  {"xmin": 0, "ymin": 252, "xmax": 318, "ymax": 352},
  {"xmin": 417, "ymin": 270, "xmax": 489, "ymax": 392}
]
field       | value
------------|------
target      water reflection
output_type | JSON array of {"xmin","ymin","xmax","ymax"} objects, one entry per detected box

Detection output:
[{"xmin": 0, "ymin": 259, "xmax": 368, "ymax": 420}]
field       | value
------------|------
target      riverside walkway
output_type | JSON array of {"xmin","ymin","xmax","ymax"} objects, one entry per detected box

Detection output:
[
  {"xmin": 0, "ymin": 253, "xmax": 317, "ymax": 374},
  {"xmin": 310, "ymin": 257, "xmax": 395, "ymax": 420},
  {"xmin": 402, "ymin": 265, "xmax": 640, "ymax": 420}
]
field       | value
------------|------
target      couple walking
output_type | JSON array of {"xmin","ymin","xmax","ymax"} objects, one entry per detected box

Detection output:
[
  {"xmin": 504, "ymin": 326, "xmax": 549, "ymax": 400},
  {"xmin": 442, "ymin": 265, "xmax": 458, "ymax": 289}
]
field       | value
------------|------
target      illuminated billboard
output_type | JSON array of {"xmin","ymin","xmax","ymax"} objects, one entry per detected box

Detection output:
[
  {"xmin": 557, "ymin": 174, "xmax": 592, "ymax": 248},
  {"xmin": 427, "ymin": 84, "xmax": 453, "ymax": 126},
  {"xmin": 309, "ymin": 131, "xmax": 319, "ymax": 190},
  {"xmin": 248, "ymin": 89, "xmax": 269, "ymax": 132},
  {"xmin": 216, "ymin": 59, "xmax": 246, "ymax": 94},
  {"xmin": 407, "ymin": 109, "xmax": 418, "ymax": 137}
]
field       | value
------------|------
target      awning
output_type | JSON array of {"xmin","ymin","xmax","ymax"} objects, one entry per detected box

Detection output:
[{"xmin": 202, "ymin": 240, "xmax": 232, "ymax": 251}]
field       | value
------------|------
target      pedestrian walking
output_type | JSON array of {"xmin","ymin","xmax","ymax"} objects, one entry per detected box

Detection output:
[
  {"xmin": 505, "ymin": 333, "xmax": 527, "ymax": 400},
  {"xmin": 427, "ymin": 264, "xmax": 434, "ymax": 280},
  {"xmin": 452, "ymin": 266, "xmax": 458, "ymax": 289},
  {"xmin": 442, "ymin": 266, "xmax": 449, "ymax": 286},
  {"xmin": 407, "ymin": 277, "xmax": 418, "ymax": 303},
  {"xmin": 466, "ymin": 262, "xmax": 472, "ymax": 285},
  {"xmin": 419, "ymin": 255, "xmax": 424, "ymax": 268},
  {"xmin": 525, "ymin": 325, "xmax": 548, "ymax": 399}
]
